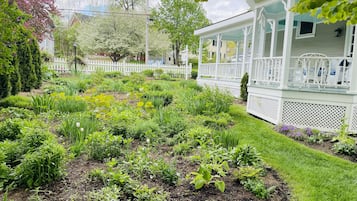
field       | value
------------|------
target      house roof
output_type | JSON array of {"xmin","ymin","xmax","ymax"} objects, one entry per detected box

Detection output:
[{"xmin": 194, "ymin": 11, "xmax": 254, "ymax": 38}]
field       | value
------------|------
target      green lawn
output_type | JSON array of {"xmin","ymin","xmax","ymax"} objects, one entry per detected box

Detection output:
[{"xmin": 229, "ymin": 105, "xmax": 357, "ymax": 201}]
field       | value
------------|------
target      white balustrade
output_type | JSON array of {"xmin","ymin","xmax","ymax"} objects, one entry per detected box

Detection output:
[
  {"xmin": 288, "ymin": 56, "xmax": 352, "ymax": 89},
  {"xmin": 251, "ymin": 57, "xmax": 283, "ymax": 86},
  {"xmin": 198, "ymin": 62, "xmax": 243, "ymax": 80},
  {"xmin": 47, "ymin": 58, "xmax": 192, "ymax": 79}
]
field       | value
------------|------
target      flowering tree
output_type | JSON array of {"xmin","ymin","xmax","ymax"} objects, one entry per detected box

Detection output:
[{"xmin": 16, "ymin": 0, "xmax": 60, "ymax": 42}]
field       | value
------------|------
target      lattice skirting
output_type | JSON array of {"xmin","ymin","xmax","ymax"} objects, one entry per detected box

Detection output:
[{"xmin": 282, "ymin": 101, "xmax": 346, "ymax": 130}]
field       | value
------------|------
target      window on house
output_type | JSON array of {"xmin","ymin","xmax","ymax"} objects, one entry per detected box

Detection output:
[
  {"xmin": 296, "ymin": 21, "xmax": 316, "ymax": 39},
  {"xmin": 212, "ymin": 40, "xmax": 216, "ymax": 46}
]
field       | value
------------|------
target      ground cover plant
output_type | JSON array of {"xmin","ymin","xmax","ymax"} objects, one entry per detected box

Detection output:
[{"xmin": 5, "ymin": 71, "xmax": 355, "ymax": 200}]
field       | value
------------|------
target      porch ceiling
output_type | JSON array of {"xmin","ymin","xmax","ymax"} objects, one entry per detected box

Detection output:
[{"xmin": 202, "ymin": 29, "xmax": 245, "ymax": 41}]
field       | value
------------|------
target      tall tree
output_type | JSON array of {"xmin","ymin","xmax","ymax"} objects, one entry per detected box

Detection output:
[
  {"xmin": 0, "ymin": 0, "xmax": 24, "ymax": 98},
  {"xmin": 152, "ymin": 0, "xmax": 209, "ymax": 65},
  {"xmin": 77, "ymin": 7, "xmax": 145, "ymax": 62},
  {"xmin": 15, "ymin": 0, "xmax": 60, "ymax": 42},
  {"xmin": 114, "ymin": 0, "xmax": 144, "ymax": 11},
  {"xmin": 292, "ymin": 0, "xmax": 356, "ymax": 24}
]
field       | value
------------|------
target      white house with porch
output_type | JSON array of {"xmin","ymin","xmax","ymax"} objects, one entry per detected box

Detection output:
[{"xmin": 194, "ymin": 0, "xmax": 357, "ymax": 132}]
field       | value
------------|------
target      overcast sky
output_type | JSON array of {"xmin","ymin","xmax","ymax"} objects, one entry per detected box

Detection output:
[
  {"xmin": 55, "ymin": 0, "xmax": 249, "ymax": 23},
  {"xmin": 201, "ymin": 0, "xmax": 250, "ymax": 23}
]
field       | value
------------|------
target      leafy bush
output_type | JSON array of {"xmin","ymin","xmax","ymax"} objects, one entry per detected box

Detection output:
[
  {"xmin": 142, "ymin": 91, "xmax": 173, "ymax": 108},
  {"xmin": 104, "ymin": 71, "xmax": 122, "ymax": 78},
  {"xmin": 87, "ymin": 185, "xmax": 124, "ymax": 200},
  {"xmin": 187, "ymin": 126, "xmax": 213, "ymax": 147},
  {"xmin": 14, "ymin": 141, "xmax": 66, "ymax": 188},
  {"xmin": 32, "ymin": 95, "xmax": 55, "ymax": 114},
  {"xmin": 332, "ymin": 119, "xmax": 357, "ymax": 155},
  {"xmin": 183, "ymin": 87, "xmax": 233, "ymax": 115},
  {"xmin": 128, "ymin": 120, "xmax": 161, "ymax": 141},
  {"xmin": 200, "ymin": 113, "xmax": 233, "ymax": 130},
  {"xmin": 0, "ymin": 119, "xmax": 22, "ymax": 141},
  {"xmin": 0, "ymin": 107, "xmax": 35, "ymax": 121},
  {"xmin": 240, "ymin": 72, "xmax": 249, "ymax": 101},
  {"xmin": 173, "ymin": 142, "xmax": 192, "ymax": 155},
  {"xmin": 154, "ymin": 108, "xmax": 187, "ymax": 137},
  {"xmin": 0, "ymin": 151, "xmax": 11, "ymax": 189},
  {"xmin": 191, "ymin": 69, "xmax": 198, "ymax": 79},
  {"xmin": 149, "ymin": 159, "xmax": 179, "ymax": 186},
  {"xmin": 0, "ymin": 140, "xmax": 22, "ymax": 167},
  {"xmin": 97, "ymin": 79, "xmax": 125, "ymax": 93},
  {"xmin": 85, "ymin": 131, "xmax": 131, "ymax": 161},
  {"xmin": 153, "ymin": 69, "xmax": 164, "ymax": 79},
  {"xmin": 142, "ymin": 69, "xmax": 154, "ymax": 77},
  {"xmin": 20, "ymin": 127, "xmax": 55, "ymax": 154},
  {"xmin": 241, "ymin": 178, "xmax": 274, "ymax": 199},
  {"xmin": 232, "ymin": 145, "xmax": 262, "ymax": 167},
  {"xmin": 159, "ymin": 73, "xmax": 171, "ymax": 81},
  {"xmin": 189, "ymin": 162, "xmax": 229, "ymax": 193},
  {"xmin": 0, "ymin": 95, "xmax": 32, "ymax": 109}
]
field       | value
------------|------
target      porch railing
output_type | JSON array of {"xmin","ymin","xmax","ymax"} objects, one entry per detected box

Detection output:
[
  {"xmin": 251, "ymin": 57, "xmax": 283, "ymax": 87},
  {"xmin": 199, "ymin": 62, "xmax": 243, "ymax": 80},
  {"xmin": 251, "ymin": 56, "xmax": 353, "ymax": 90},
  {"xmin": 288, "ymin": 56, "xmax": 352, "ymax": 89},
  {"xmin": 47, "ymin": 58, "xmax": 192, "ymax": 79}
]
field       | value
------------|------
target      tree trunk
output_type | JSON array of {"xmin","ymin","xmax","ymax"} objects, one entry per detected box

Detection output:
[
  {"xmin": 172, "ymin": 44, "xmax": 176, "ymax": 65},
  {"xmin": 175, "ymin": 40, "xmax": 180, "ymax": 66}
]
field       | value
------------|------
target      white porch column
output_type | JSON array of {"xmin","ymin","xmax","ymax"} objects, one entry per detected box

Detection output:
[
  {"xmin": 268, "ymin": 19, "xmax": 278, "ymax": 57},
  {"xmin": 215, "ymin": 34, "xmax": 222, "ymax": 79},
  {"xmin": 198, "ymin": 37, "xmax": 203, "ymax": 79},
  {"xmin": 236, "ymin": 40, "xmax": 240, "ymax": 78},
  {"xmin": 258, "ymin": 14, "xmax": 266, "ymax": 57},
  {"xmin": 280, "ymin": 0, "xmax": 294, "ymax": 89},
  {"xmin": 348, "ymin": 25, "xmax": 357, "ymax": 93},
  {"xmin": 248, "ymin": 9, "xmax": 260, "ymax": 85},
  {"xmin": 242, "ymin": 26, "xmax": 251, "ymax": 76}
]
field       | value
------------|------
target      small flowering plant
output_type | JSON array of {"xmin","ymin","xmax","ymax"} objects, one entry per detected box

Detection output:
[{"xmin": 275, "ymin": 124, "xmax": 315, "ymax": 141}]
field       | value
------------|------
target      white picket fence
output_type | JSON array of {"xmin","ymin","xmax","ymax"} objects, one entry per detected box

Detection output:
[{"xmin": 47, "ymin": 58, "xmax": 192, "ymax": 79}]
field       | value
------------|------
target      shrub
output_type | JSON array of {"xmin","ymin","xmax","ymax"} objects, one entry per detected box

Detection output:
[
  {"xmin": 149, "ymin": 159, "xmax": 179, "ymax": 186},
  {"xmin": 14, "ymin": 141, "xmax": 66, "ymax": 188},
  {"xmin": 20, "ymin": 127, "xmax": 55, "ymax": 154},
  {"xmin": 104, "ymin": 71, "xmax": 122, "ymax": 78},
  {"xmin": 241, "ymin": 178, "xmax": 274, "ymax": 199},
  {"xmin": 32, "ymin": 95, "xmax": 55, "ymax": 114},
  {"xmin": 159, "ymin": 73, "xmax": 171, "ymax": 81},
  {"xmin": 0, "ymin": 95, "xmax": 32, "ymax": 109},
  {"xmin": 232, "ymin": 145, "xmax": 262, "ymax": 167},
  {"xmin": 173, "ymin": 142, "xmax": 192, "ymax": 155},
  {"xmin": 187, "ymin": 126, "xmax": 213, "ymax": 147},
  {"xmin": 87, "ymin": 185, "xmax": 124, "ymax": 200},
  {"xmin": 85, "ymin": 131, "xmax": 131, "ymax": 161},
  {"xmin": 184, "ymin": 87, "xmax": 233, "ymax": 115},
  {"xmin": 240, "ymin": 72, "xmax": 249, "ymax": 101},
  {"xmin": 128, "ymin": 120, "xmax": 161, "ymax": 141},
  {"xmin": 0, "ymin": 140, "xmax": 22, "ymax": 167},
  {"xmin": 142, "ymin": 91, "xmax": 173, "ymax": 108},
  {"xmin": 0, "ymin": 107, "xmax": 34, "ymax": 121},
  {"xmin": 199, "ymin": 113, "xmax": 233, "ymax": 130},
  {"xmin": 97, "ymin": 79, "xmax": 125, "ymax": 93},
  {"xmin": 154, "ymin": 69, "xmax": 164, "ymax": 79},
  {"xmin": 333, "ymin": 140, "xmax": 357, "ymax": 155},
  {"xmin": 142, "ymin": 69, "xmax": 154, "ymax": 77},
  {"xmin": 0, "ymin": 151, "xmax": 11, "ymax": 189},
  {"xmin": 154, "ymin": 108, "xmax": 187, "ymax": 137},
  {"xmin": 0, "ymin": 119, "xmax": 22, "ymax": 141},
  {"xmin": 191, "ymin": 69, "xmax": 198, "ymax": 79}
]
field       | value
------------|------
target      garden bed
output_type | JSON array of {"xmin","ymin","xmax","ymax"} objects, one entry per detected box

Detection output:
[{"xmin": 0, "ymin": 73, "xmax": 290, "ymax": 200}]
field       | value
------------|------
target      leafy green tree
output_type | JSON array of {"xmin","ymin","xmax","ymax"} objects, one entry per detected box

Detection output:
[
  {"xmin": 30, "ymin": 39, "xmax": 42, "ymax": 89},
  {"xmin": 77, "ymin": 7, "xmax": 145, "ymax": 62},
  {"xmin": 10, "ymin": 55, "xmax": 21, "ymax": 95},
  {"xmin": 152, "ymin": 0, "xmax": 209, "ymax": 65},
  {"xmin": 0, "ymin": 0, "xmax": 25, "ymax": 98},
  {"xmin": 292, "ymin": 0, "xmax": 356, "ymax": 24},
  {"xmin": 53, "ymin": 17, "xmax": 79, "ymax": 58},
  {"xmin": 18, "ymin": 29, "xmax": 37, "ymax": 92}
]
